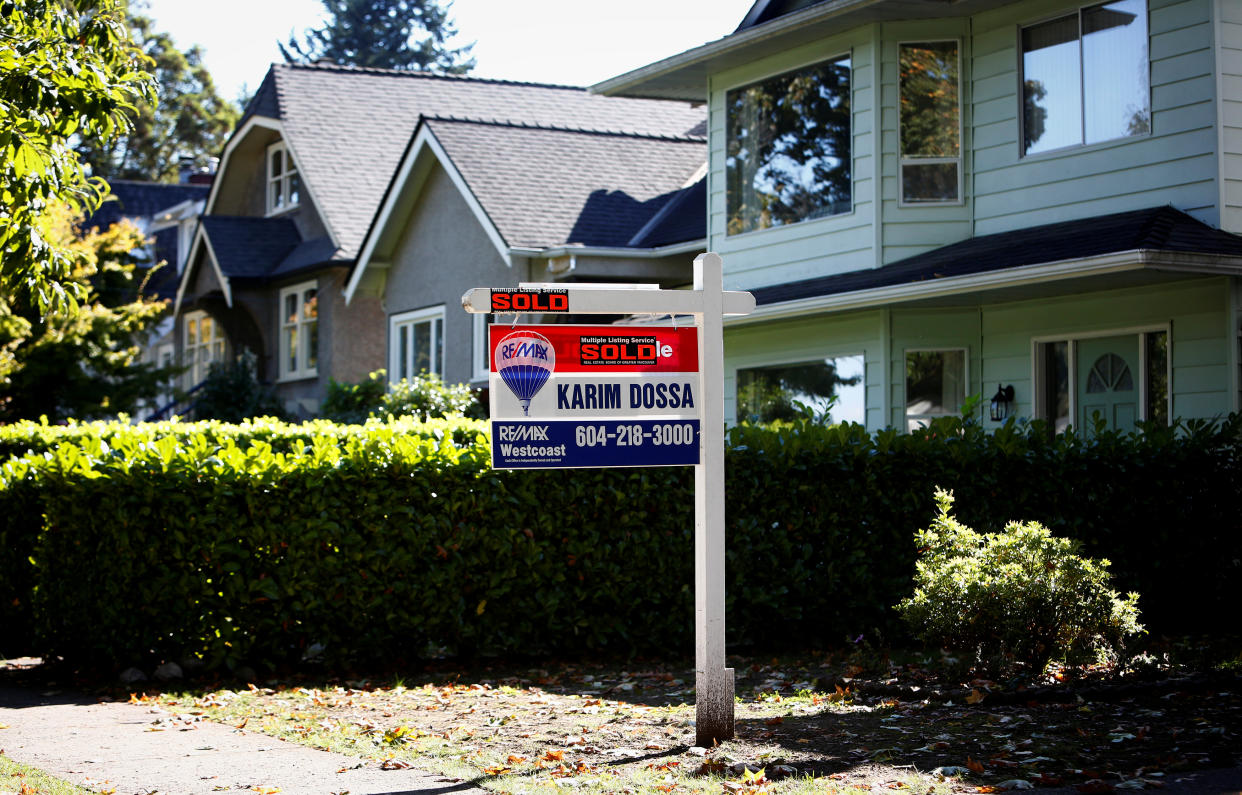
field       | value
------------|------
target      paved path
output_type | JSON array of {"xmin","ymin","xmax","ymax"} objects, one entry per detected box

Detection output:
[{"xmin": 0, "ymin": 686, "xmax": 485, "ymax": 795}]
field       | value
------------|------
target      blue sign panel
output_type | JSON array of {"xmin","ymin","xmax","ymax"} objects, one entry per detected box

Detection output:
[{"xmin": 492, "ymin": 419, "xmax": 700, "ymax": 469}]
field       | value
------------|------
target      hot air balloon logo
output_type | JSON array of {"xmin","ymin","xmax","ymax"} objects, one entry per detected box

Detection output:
[{"xmin": 495, "ymin": 330, "xmax": 556, "ymax": 416}]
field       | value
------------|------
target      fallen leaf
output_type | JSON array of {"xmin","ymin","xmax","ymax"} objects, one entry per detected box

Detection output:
[
  {"xmin": 966, "ymin": 688, "xmax": 987, "ymax": 705},
  {"xmin": 967, "ymin": 756, "xmax": 986, "ymax": 774}
]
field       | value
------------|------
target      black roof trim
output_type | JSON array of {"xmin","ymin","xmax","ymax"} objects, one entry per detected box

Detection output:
[{"xmin": 752, "ymin": 206, "xmax": 1242, "ymax": 306}]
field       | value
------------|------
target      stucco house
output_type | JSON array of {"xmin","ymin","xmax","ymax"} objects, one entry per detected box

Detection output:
[
  {"xmin": 595, "ymin": 0, "xmax": 1242, "ymax": 433},
  {"xmin": 174, "ymin": 62, "xmax": 706, "ymax": 416}
]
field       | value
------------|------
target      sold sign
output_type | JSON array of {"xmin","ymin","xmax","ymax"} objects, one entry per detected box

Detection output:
[{"xmin": 490, "ymin": 289, "xmax": 569, "ymax": 313}]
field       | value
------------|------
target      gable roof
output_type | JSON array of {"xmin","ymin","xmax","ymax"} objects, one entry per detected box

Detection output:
[
  {"xmin": 246, "ymin": 62, "xmax": 707, "ymax": 259},
  {"xmin": 751, "ymin": 206, "xmax": 1242, "ymax": 307},
  {"xmin": 420, "ymin": 116, "xmax": 705, "ymax": 249}
]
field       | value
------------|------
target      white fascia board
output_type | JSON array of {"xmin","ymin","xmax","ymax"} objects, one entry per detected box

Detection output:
[
  {"xmin": 204, "ymin": 115, "xmax": 282, "ymax": 215},
  {"xmin": 344, "ymin": 125, "xmax": 510, "ymax": 305},
  {"xmin": 725, "ymin": 249, "xmax": 1242, "ymax": 327},
  {"xmin": 514, "ymin": 239, "xmax": 706, "ymax": 261},
  {"xmin": 151, "ymin": 198, "xmax": 203, "ymax": 230},
  {"xmin": 173, "ymin": 225, "xmax": 232, "ymax": 316},
  {"xmin": 590, "ymin": 0, "xmax": 880, "ymax": 98}
]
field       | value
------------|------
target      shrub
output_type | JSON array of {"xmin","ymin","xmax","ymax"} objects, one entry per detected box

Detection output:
[
  {"xmin": 193, "ymin": 350, "xmax": 286, "ymax": 421},
  {"xmin": 319, "ymin": 370, "xmax": 483, "ymax": 423},
  {"xmin": 896, "ymin": 489, "xmax": 1143, "ymax": 674}
]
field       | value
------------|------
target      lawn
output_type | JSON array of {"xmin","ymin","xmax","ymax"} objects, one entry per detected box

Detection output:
[
  {"xmin": 0, "ymin": 755, "xmax": 96, "ymax": 795},
  {"xmin": 149, "ymin": 643, "xmax": 1242, "ymax": 794}
]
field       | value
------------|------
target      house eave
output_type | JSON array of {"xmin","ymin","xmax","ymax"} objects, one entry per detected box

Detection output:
[
  {"xmin": 727, "ymin": 250, "xmax": 1242, "ymax": 326},
  {"xmin": 512, "ymin": 239, "xmax": 706, "ymax": 260},
  {"xmin": 591, "ymin": 0, "xmax": 1021, "ymax": 101}
]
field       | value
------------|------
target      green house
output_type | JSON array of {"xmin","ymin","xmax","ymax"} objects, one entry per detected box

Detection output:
[{"xmin": 596, "ymin": 0, "xmax": 1242, "ymax": 432}]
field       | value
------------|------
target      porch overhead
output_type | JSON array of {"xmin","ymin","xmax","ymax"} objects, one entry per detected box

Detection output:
[{"xmin": 739, "ymin": 206, "xmax": 1242, "ymax": 323}]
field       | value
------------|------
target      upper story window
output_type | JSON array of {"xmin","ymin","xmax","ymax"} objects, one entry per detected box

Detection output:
[
  {"xmin": 266, "ymin": 141, "xmax": 301, "ymax": 214},
  {"xmin": 725, "ymin": 54, "xmax": 851, "ymax": 235},
  {"xmin": 899, "ymin": 41, "xmax": 961, "ymax": 203},
  {"xmin": 1021, "ymin": 0, "xmax": 1149, "ymax": 157},
  {"xmin": 280, "ymin": 280, "xmax": 318, "ymax": 380}
]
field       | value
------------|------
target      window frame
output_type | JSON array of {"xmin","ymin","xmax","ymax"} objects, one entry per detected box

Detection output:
[
  {"xmin": 1029, "ymin": 323, "xmax": 1171, "ymax": 428},
  {"xmin": 472, "ymin": 313, "xmax": 495, "ymax": 383},
  {"xmin": 278, "ymin": 279, "xmax": 319, "ymax": 382},
  {"xmin": 182, "ymin": 309, "xmax": 227, "ymax": 389},
  {"xmin": 733, "ymin": 352, "xmax": 867, "ymax": 425},
  {"xmin": 265, "ymin": 140, "xmax": 301, "ymax": 216},
  {"xmin": 903, "ymin": 347, "xmax": 969, "ymax": 430},
  {"xmin": 389, "ymin": 305, "xmax": 445, "ymax": 383},
  {"xmin": 897, "ymin": 38, "xmax": 964, "ymax": 206},
  {"xmin": 1017, "ymin": 0, "xmax": 1152, "ymax": 159},
  {"xmin": 722, "ymin": 49, "xmax": 855, "ymax": 238}
]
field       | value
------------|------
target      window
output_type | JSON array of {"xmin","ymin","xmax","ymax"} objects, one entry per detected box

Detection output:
[
  {"xmin": 183, "ymin": 310, "xmax": 226, "ymax": 387},
  {"xmin": 899, "ymin": 41, "xmax": 961, "ymax": 203},
  {"xmin": 280, "ymin": 281, "xmax": 319, "ymax": 380},
  {"xmin": 1021, "ymin": 0, "xmax": 1149, "ymax": 156},
  {"xmin": 737, "ymin": 355, "xmax": 865, "ymax": 425},
  {"xmin": 266, "ymin": 141, "xmax": 301, "ymax": 214},
  {"xmin": 905, "ymin": 349, "xmax": 966, "ymax": 431},
  {"xmin": 725, "ymin": 54, "xmax": 851, "ymax": 235},
  {"xmin": 472, "ymin": 313, "xmax": 495, "ymax": 382},
  {"xmin": 390, "ymin": 306, "xmax": 444, "ymax": 382}
]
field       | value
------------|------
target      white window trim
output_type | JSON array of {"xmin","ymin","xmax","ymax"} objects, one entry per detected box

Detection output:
[
  {"xmin": 266, "ymin": 140, "xmax": 300, "ymax": 216},
  {"xmin": 472, "ymin": 313, "xmax": 495, "ymax": 383},
  {"xmin": 722, "ymin": 49, "xmax": 856, "ymax": 238},
  {"xmin": 182, "ymin": 309, "xmax": 226, "ymax": 388},
  {"xmin": 897, "ymin": 38, "xmax": 965, "ymax": 207},
  {"xmin": 278, "ymin": 280, "xmax": 319, "ymax": 382},
  {"xmin": 1030, "ymin": 323, "xmax": 1171, "ymax": 426},
  {"xmin": 903, "ymin": 346, "xmax": 969, "ymax": 428},
  {"xmin": 1017, "ymin": 1, "xmax": 1153, "ymax": 160},
  {"xmin": 389, "ymin": 305, "xmax": 446, "ymax": 383},
  {"xmin": 732, "ymin": 352, "xmax": 867, "ymax": 425}
]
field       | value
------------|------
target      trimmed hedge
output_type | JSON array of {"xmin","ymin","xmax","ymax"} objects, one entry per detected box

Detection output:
[{"xmin": 1, "ymin": 414, "xmax": 1239, "ymax": 670}]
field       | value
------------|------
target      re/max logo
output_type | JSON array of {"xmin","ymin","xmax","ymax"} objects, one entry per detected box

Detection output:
[
  {"xmin": 490, "ymin": 290, "xmax": 569, "ymax": 312},
  {"xmin": 496, "ymin": 424, "xmax": 549, "ymax": 441}
]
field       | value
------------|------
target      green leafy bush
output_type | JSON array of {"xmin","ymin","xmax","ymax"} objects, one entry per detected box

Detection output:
[
  {"xmin": 897, "ymin": 489, "xmax": 1143, "ymax": 674},
  {"xmin": 319, "ymin": 370, "xmax": 483, "ymax": 423},
  {"xmin": 193, "ymin": 350, "xmax": 286, "ymax": 421}
]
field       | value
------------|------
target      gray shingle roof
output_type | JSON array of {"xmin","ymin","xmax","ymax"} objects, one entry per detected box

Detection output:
[
  {"xmin": 200, "ymin": 216, "xmax": 302, "ymax": 279},
  {"xmin": 266, "ymin": 62, "xmax": 707, "ymax": 256},
  {"xmin": 423, "ymin": 117, "xmax": 704, "ymax": 249}
]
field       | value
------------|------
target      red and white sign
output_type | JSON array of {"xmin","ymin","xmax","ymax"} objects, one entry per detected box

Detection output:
[{"xmin": 489, "ymin": 325, "xmax": 699, "ymax": 420}]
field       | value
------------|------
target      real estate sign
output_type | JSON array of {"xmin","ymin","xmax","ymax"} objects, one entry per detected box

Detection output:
[{"xmin": 489, "ymin": 324, "xmax": 700, "ymax": 469}]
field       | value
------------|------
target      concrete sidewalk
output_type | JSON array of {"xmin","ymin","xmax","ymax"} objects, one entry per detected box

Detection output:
[{"xmin": 0, "ymin": 685, "xmax": 486, "ymax": 795}]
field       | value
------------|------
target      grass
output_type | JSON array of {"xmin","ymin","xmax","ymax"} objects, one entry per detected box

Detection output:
[{"xmin": 0, "ymin": 756, "xmax": 98, "ymax": 795}]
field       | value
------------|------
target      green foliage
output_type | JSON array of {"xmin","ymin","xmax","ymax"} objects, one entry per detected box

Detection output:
[
  {"xmin": 192, "ymin": 350, "xmax": 285, "ymax": 422},
  {"xmin": 280, "ymin": 0, "xmax": 475, "ymax": 73},
  {"xmin": 76, "ymin": 12, "xmax": 240, "ymax": 183},
  {"xmin": 0, "ymin": 0, "xmax": 155, "ymax": 314},
  {"xmin": 319, "ymin": 369, "xmax": 387, "ymax": 424},
  {"xmin": 0, "ymin": 413, "xmax": 1237, "ymax": 672},
  {"xmin": 896, "ymin": 489, "xmax": 1143, "ymax": 674},
  {"xmin": 0, "ymin": 203, "xmax": 177, "ymax": 422},
  {"xmin": 319, "ymin": 369, "xmax": 484, "ymax": 423}
]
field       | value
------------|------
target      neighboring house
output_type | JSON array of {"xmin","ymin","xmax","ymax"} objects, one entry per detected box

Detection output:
[
  {"xmin": 596, "ymin": 0, "xmax": 1242, "ymax": 433},
  {"xmin": 175, "ymin": 62, "xmax": 705, "ymax": 417},
  {"xmin": 82, "ymin": 176, "xmax": 211, "ymax": 417}
]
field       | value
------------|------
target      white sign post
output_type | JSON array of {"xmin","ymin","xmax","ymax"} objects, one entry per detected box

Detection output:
[{"xmin": 463, "ymin": 252, "xmax": 754, "ymax": 746}]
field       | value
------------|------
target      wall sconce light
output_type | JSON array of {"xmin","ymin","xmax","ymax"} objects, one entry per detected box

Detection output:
[{"xmin": 990, "ymin": 384, "xmax": 1015, "ymax": 422}]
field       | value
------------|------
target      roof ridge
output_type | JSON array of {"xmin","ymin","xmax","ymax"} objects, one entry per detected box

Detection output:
[
  {"xmin": 421, "ymin": 113, "xmax": 707, "ymax": 143},
  {"xmin": 276, "ymin": 61, "xmax": 589, "ymax": 92}
]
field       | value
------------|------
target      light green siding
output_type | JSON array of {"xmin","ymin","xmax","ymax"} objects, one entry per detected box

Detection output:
[
  {"xmin": 1218, "ymin": 0, "xmax": 1242, "ymax": 233},
  {"xmin": 724, "ymin": 278, "xmax": 1234, "ymax": 430}
]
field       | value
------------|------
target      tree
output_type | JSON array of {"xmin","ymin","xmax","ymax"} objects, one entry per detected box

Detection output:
[
  {"xmin": 280, "ymin": 0, "xmax": 474, "ymax": 73},
  {"xmin": 77, "ymin": 13, "xmax": 240, "ymax": 183},
  {"xmin": 0, "ymin": 202, "xmax": 177, "ymax": 422},
  {"xmin": 0, "ymin": 0, "xmax": 154, "ymax": 315}
]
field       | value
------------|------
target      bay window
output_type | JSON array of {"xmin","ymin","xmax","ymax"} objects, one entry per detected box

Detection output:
[
  {"xmin": 725, "ymin": 54, "xmax": 852, "ymax": 235},
  {"xmin": 899, "ymin": 41, "xmax": 961, "ymax": 203}
]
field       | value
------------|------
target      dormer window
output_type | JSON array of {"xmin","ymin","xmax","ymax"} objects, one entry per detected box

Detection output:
[{"xmin": 266, "ymin": 141, "xmax": 301, "ymax": 214}]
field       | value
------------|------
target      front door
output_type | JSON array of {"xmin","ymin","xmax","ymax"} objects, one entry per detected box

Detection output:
[{"xmin": 1077, "ymin": 335, "xmax": 1139, "ymax": 433}]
